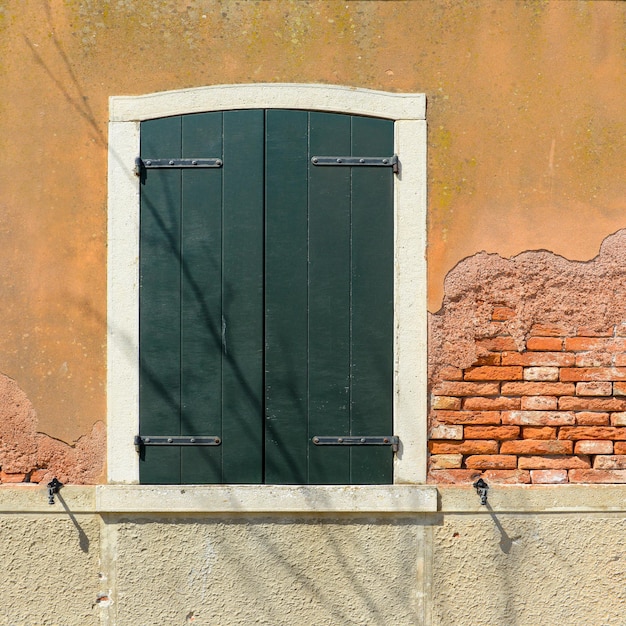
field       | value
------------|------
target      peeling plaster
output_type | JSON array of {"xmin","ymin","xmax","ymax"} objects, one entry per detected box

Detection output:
[
  {"xmin": 430, "ymin": 228, "xmax": 626, "ymax": 377},
  {"xmin": 0, "ymin": 373, "xmax": 104, "ymax": 483}
]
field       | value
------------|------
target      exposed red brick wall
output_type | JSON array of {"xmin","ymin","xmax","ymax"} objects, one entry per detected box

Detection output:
[
  {"xmin": 430, "ymin": 317, "xmax": 626, "ymax": 484},
  {"xmin": 429, "ymin": 230, "xmax": 626, "ymax": 485}
]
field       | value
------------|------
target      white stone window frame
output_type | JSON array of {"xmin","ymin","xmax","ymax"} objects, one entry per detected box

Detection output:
[{"xmin": 107, "ymin": 84, "xmax": 432, "ymax": 512}]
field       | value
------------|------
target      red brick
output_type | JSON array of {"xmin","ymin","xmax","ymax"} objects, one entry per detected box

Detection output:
[
  {"xmin": 428, "ymin": 469, "xmax": 481, "ymax": 484},
  {"xmin": 527, "ymin": 337, "xmax": 563, "ymax": 351},
  {"xmin": 522, "ymin": 426, "xmax": 557, "ymax": 439},
  {"xmin": 576, "ymin": 326, "xmax": 612, "ymax": 337},
  {"xmin": 464, "ymin": 366, "xmax": 523, "ymax": 381},
  {"xmin": 434, "ymin": 411, "xmax": 501, "ymax": 425},
  {"xmin": 616, "ymin": 323, "xmax": 626, "ymax": 337},
  {"xmin": 560, "ymin": 367, "xmax": 626, "ymax": 382},
  {"xmin": 475, "ymin": 337, "xmax": 518, "ymax": 352},
  {"xmin": 429, "ymin": 440, "xmax": 499, "ymax": 455},
  {"xmin": 429, "ymin": 423, "xmax": 463, "ymax": 440},
  {"xmin": 593, "ymin": 455, "xmax": 626, "ymax": 470},
  {"xmin": 438, "ymin": 366, "xmax": 463, "ymax": 381},
  {"xmin": 431, "ymin": 396, "xmax": 462, "ymax": 410},
  {"xmin": 0, "ymin": 472, "xmax": 27, "ymax": 483},
  {"xmin": 481, "ymin": 469, "xmax": 531, "ymax": 484},
  {"xmin": 518, "ymin": 455, "xmax": 591, "ymax": 470},
  {"xmin": 523, "ymin": 367, "xmax": 560, "ymax": 381},
  {"xmin": 529, "ymin": 323, "xmax": 567, "ymax": 337},
  {"xmin": 575, "ymin": 412, "xmax": 610, "ymax": 425},
  {"xmin": 433, "ymin": 381, "xmax": 500, "ymax": 396},
  {"xmin": 502, "ymin": 411, "xmax": 575, "ymax": 426},
  {"xmin": 503, "ymin": 352, "xmax": 575, "ymax": 367},
  {"xmin": 564, "ymin": 337, "xmax": 608, "ymax": 351},
  {"xmin": 614, "ymin": 353, "xmax": 626, "ymax": 366},
  {"xmin": 558, "ymin": 427, "xmax": 626, "ymax": 440},
  {"xmin": 575, "ymin": 353, "xmax": 613, "ymax": 367},
  {"xmin": 465, "ymin": 455, "xmax": 517, "ymax": 470},
  {"xmin": 500, "ymin": 440, "xmax": 573, "ymax": 455},
  {"xmin": 28, "ymin": 469, "xmax": 49, "ymax": 484},
  {"xmin": 463, "ymin": 397, "xmax": 521, "ymax": 411},
  {"xmin": 566, "ymin": 337, "xmax": 626, "ymax": 352},
  {"xmin": 501, "ymin": 382, "xmax": 574, "ymax": 396},
  {"xmin": 521, "ymin": 396, "xmax": 557, "ymax": 410},
  {"xmin": 576, "ymin": 381, "xmax": 613, "ymax": 396},
  {"xmin": 613, "ymin": 382, "xmax": 626, "ymax": 395},
  {"xmin": 611, "ymin": 413, "xmax": 626, "ymax": 426},
  {"xmin": 429, "ymin": 454, "xmax": 463, "ymax": 470},
  {"xmin": 530, "ymin": 469, "xmax": 568, "ymax": 484},
  {"xmin": 473, "ymin": 353, "xmax": 502, "ymax": 366},
  {"xmin": 574, "ymin": 440, "xmax": 614, "ymax": 455},
  {"xmin": 568, "ymin": 469, "xmax": 626, "ymax": 483},
  {"xmin": 492, "ymin": 306, "xmax": 516, "ymax": 321},
  {"xmin": 559, "ymin": 397, "xmax": 626, "ymax": 411},
  {"xmin": 463, "ymin": 426, "xmax": 520, "ymax": 440},
  {"xmin": 615, "ymin": 442, "xmax": 626, "ymax": 454}
]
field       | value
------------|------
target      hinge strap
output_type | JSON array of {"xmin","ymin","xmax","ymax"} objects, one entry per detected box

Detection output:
[
  {"xmin": 312, "ymin": 436, "xmax": 399, "ymax": 452},
  {"xmin": 134, "ymin": 435, "xmax": 221, "ymax": 453},
  {"xmin": 134, "ymin": 157, "xmax": 223, "ymax": 176},
  {"xmin": 311, "ymin": 155, "xmax": 398, "ymax": 174}
]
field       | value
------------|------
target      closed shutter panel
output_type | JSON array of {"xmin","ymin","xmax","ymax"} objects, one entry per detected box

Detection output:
[{"xmin": 139, "ymin": 110, "xmax": 393, "ymax": 485}]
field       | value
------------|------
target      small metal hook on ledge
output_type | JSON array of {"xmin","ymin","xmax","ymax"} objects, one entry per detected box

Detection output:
[
  {"xmin": 47, "ymin": 478, "xmax": 62, "ymax": 505},
  {"xmin": 473, "ymin": 478, "xmax": 489, "ymax": 505}
]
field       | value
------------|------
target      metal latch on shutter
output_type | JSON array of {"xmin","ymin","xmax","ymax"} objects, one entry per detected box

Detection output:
[
  {"xmin": 311, "ymin": 154, "xmax": 399, "ymax": 174},
  {"xmin": 134, "ymin": 435, "xmax": 221, "ymax": 453},
  {"xmin": 312, "ymin": 435, "xmax": 399, "ymax": 453},
  {"xmin": 134, "ymin": 157, "xmax": 223, "ymax": 176}
]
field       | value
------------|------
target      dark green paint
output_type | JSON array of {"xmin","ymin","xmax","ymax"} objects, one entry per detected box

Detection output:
[{"xmin": 139, "ymin": 110, "xmax": 394, "ymax": 485}]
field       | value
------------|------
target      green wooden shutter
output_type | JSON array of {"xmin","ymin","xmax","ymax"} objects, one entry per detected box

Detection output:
[{"xmin": 139, "ymin": 110, "xmax": 393, "ymax": 485}]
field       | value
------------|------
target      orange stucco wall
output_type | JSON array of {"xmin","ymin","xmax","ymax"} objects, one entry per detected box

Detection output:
[{"xmin": 0, "ymin": 1, "xmax": 623, "ymax": 463}]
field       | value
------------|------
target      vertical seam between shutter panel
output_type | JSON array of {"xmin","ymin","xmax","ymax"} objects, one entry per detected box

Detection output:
[
  {"xmin": 262, "ymin": 110, "xmax": 267, "ymax": 484},
  {"xmin": 349, "ymin": 115, "xmax": 354, "ymax": 484},
  {"xmin": 220, "ymin": 113, "xmax": 225, "ymax": 482},
  {"xmin": 179, "ymin": 116, "xmax": 183, "ymax": 482},
  {"xmin": 306, "ymin": 111, "xmax": 311, "ymax": 484}
]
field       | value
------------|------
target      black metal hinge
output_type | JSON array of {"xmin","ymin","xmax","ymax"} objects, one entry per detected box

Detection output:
[
  {"xmin": 134, "ymin": 435, "xmax": 221, "ymax": 453},
  {"xmin": 311, "ymin": 155, "xmax": 399, "ymax": 174},
  {"xmin": 134, "ymin": 157, "xmax": 223, "ymax": 176},
  {"xmin": 312, "ymin": 435, "xmax": 400, "ymax": 453}
]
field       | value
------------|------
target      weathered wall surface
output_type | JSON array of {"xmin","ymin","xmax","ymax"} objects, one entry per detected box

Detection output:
[
  {"xmin": 432, "ymin": 508, "xmax": 626, "ymax": 625},
  {"xmin": 0, "ymin": 1, "xmax": 623, "ymax": 477},
  {"xmin": 108, "ymin": 515, "xmax": 427, "ymax": 625},
  {"xmin": 0, "ymin": 486, "xmax": 623, "ymax": 626},
  {"xmin": 429, "ymin": 230, "xmax": 626, "ymax": 484}
]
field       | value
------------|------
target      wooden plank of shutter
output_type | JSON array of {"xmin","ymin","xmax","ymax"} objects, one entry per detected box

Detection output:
[
  {"xmin": 264, "ymin": 109, "xmax": 310, "ymax": 484},
  {"xmin": 139, "ymin": 115, "xmax": 183, "ymax": 484},
  {"xmin": 180, "ymin": 112, "xmax": 224, "ymax": 483},
  {"xmin": 307, "ymin": 112, "xmax": 352, "ymax": 484},
  {"xmin": 221, "ymin": 110, "xmax": 265, "ymax": 484},
  {"xmin": 349, "ymin": 115, "xmax": 394, "ymax": 484}
]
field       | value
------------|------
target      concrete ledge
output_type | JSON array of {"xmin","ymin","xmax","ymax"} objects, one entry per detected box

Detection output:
[
  {"xmin": 96, "ymin": 484, "xmax": 438, "ymax": 514},
  {"xmin": 438, "ymin": 484, "xmax": 626, "ymax": 513},
  {"xmin": 0, "ymin": 485, "xmax": 95, "ymax": 513}
]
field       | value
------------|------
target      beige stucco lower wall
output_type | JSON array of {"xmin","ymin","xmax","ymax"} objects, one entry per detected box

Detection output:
[{"xmin": 0, "ymin": 486, "xmax": 624, "ymax": 625}]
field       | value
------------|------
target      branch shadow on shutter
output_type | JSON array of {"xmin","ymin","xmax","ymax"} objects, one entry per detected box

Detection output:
[{"xmin": 138, "ymin": 110, "xmax": 394, "ymax": 485}]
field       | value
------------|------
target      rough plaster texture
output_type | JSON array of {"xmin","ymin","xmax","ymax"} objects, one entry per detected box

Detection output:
[
  {"xmin": 108, "ymin": 516, "xmax": 427, "ymax": 625},
  {"xmin": 0, "ymin": 513, "xmax": 100, "ymax": 626},
  {"xmin": 430, "ymin": 229, "xmax": 626, "ymax": 374},
  {"xmin": 432, "ymin": 513, "xmax": 626, "ymax": 626},
  {"xmin": 0, "ymin": 374, "xmax": 104, "ymax": 483},
  {"xmin": 0, "ymin": 0, "xmax": 624, "ymax": 449}
]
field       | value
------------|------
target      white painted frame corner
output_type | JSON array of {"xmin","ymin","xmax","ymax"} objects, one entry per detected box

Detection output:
[{"xmin": 107, "ymin": 84, "xmax": 427, "ymax": 488}]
